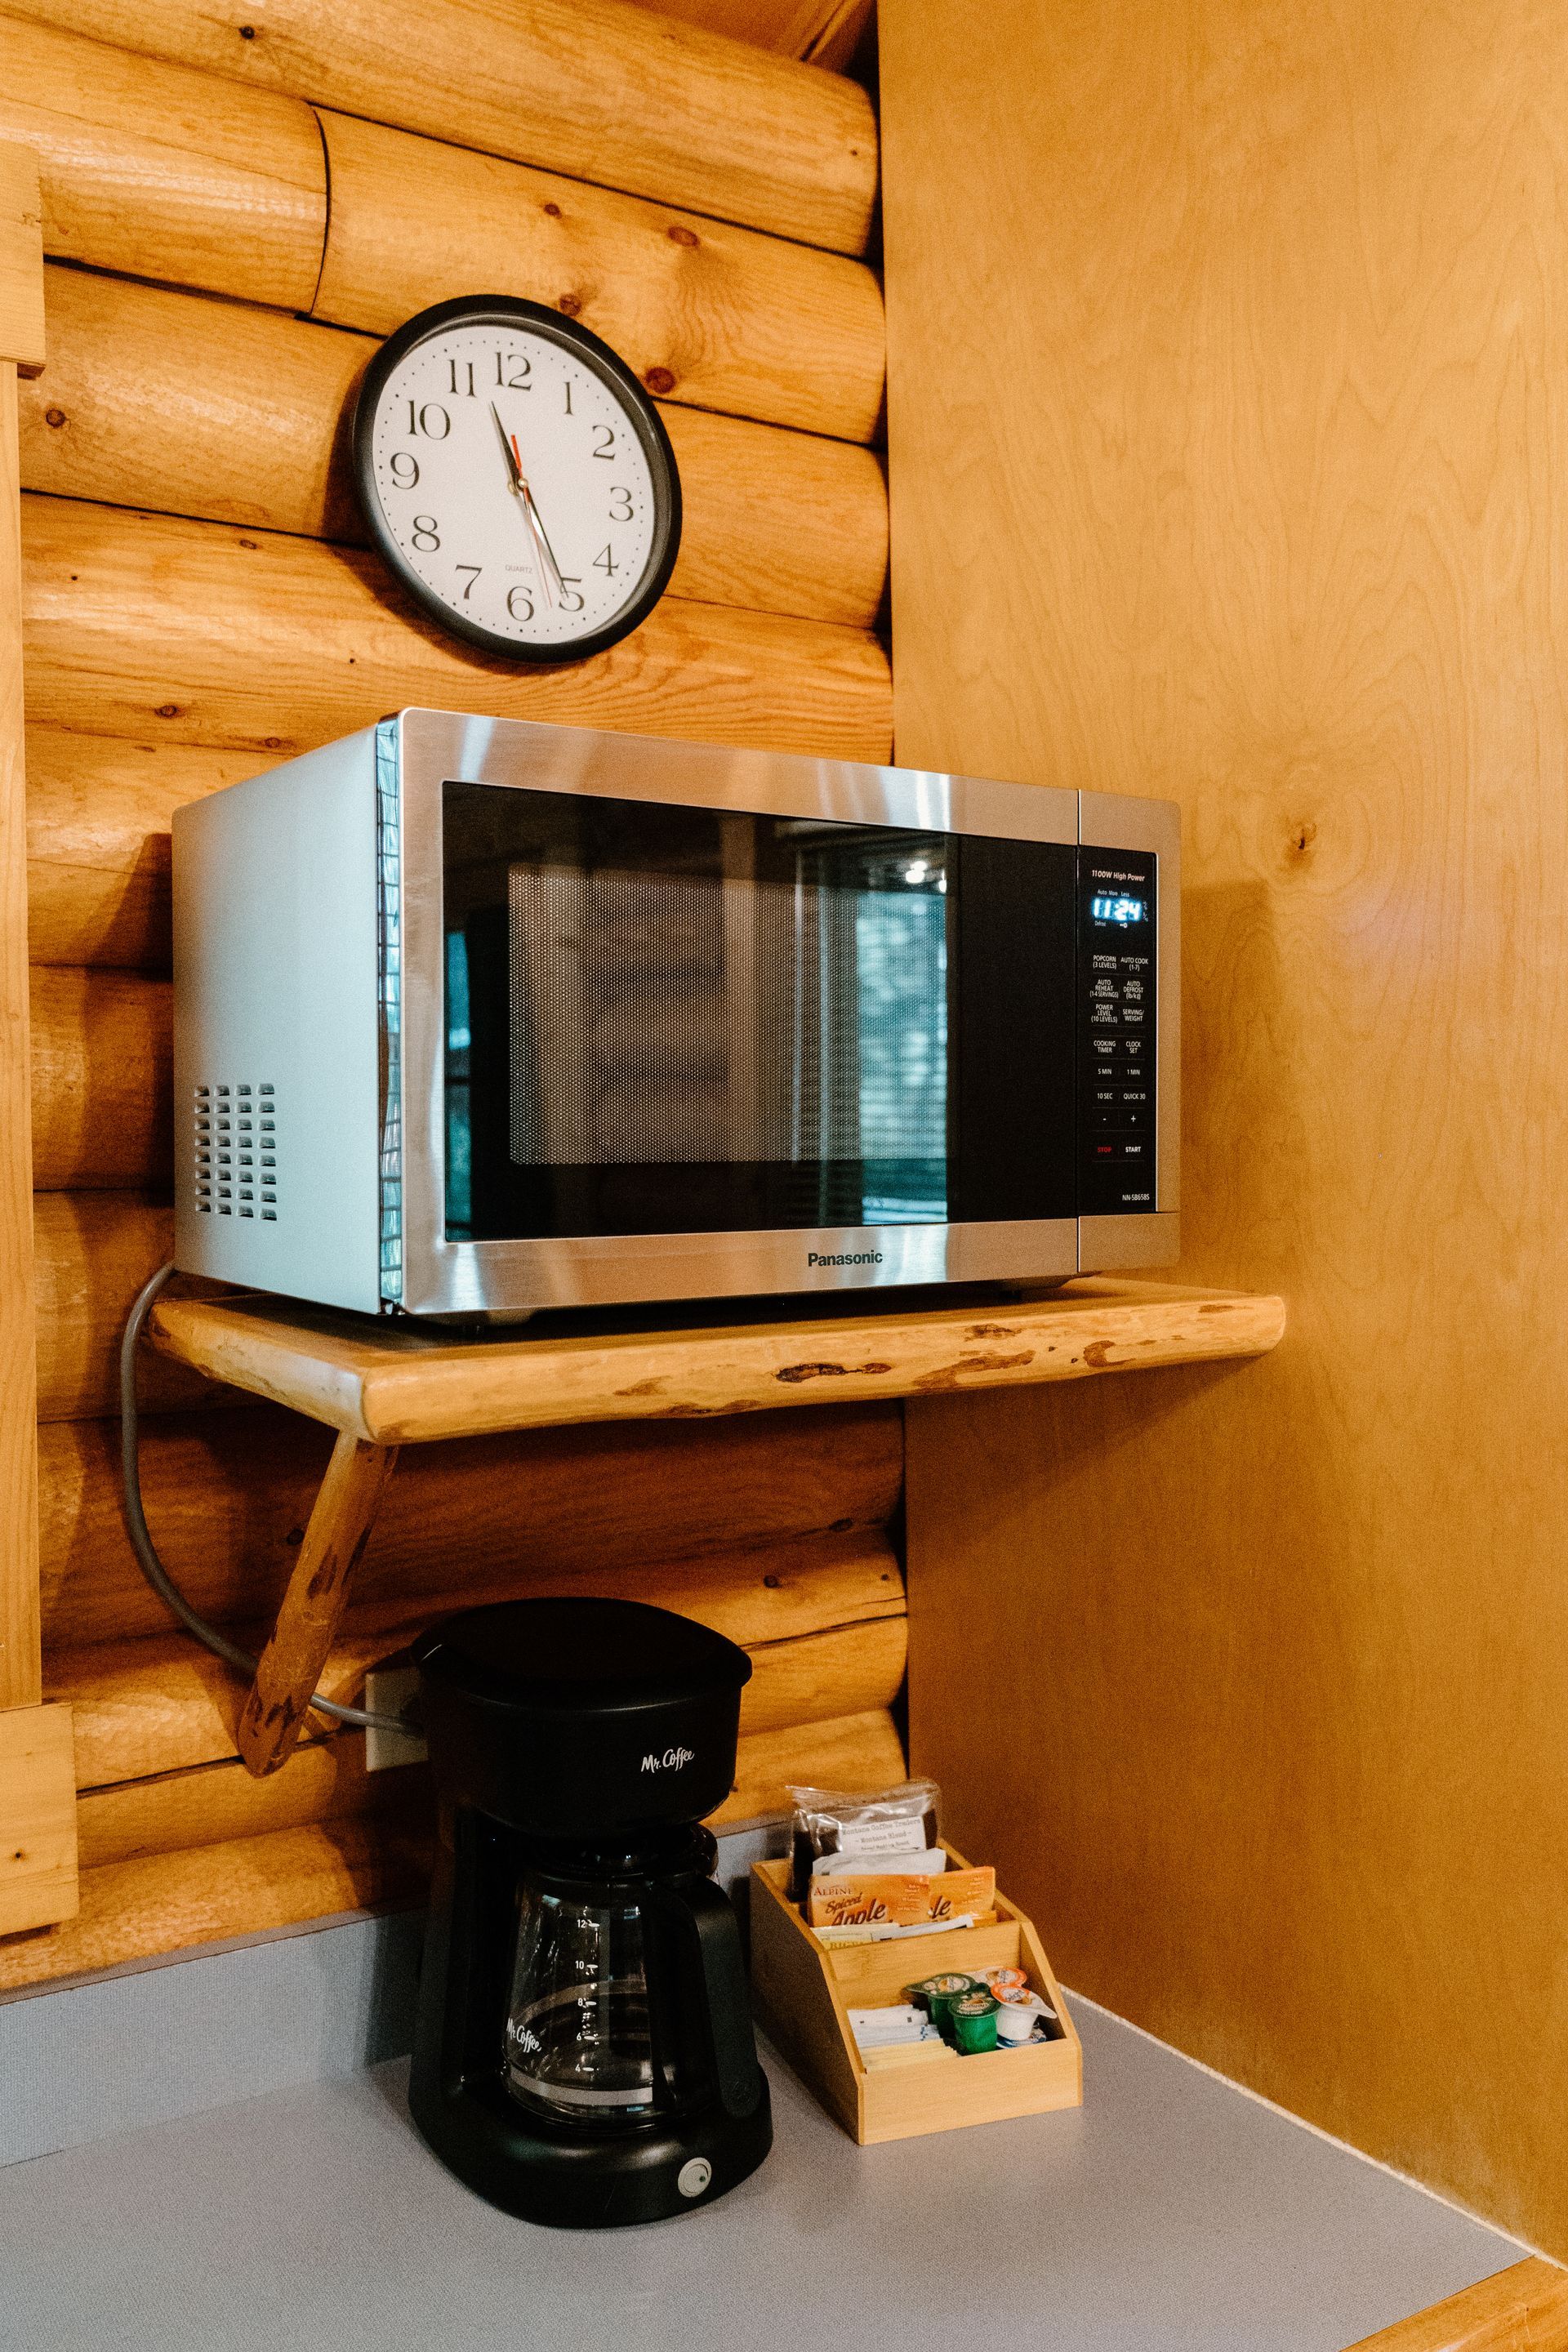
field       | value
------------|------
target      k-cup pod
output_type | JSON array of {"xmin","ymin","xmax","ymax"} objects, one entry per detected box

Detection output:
[{"xmin": 950, "ymin": 1991, "xmax": 1000, "ymax": 2054}]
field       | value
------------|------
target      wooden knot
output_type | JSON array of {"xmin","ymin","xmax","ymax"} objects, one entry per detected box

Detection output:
[
  {"xmin": 667, "ymin": 225, "xmax": 699, "ymax": 247},
  {"xmin": 644, "ymin": 366, "xmax": 676, "ymax": 394}
]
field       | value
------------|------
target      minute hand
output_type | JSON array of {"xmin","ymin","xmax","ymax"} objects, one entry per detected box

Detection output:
[{"xmin": 490, "ymin": 403, "xmax": 566, "ymax": 604}]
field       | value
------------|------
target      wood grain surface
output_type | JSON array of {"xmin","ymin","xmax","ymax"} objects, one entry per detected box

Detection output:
[
  {"xmin": 235, "ymin": 1432, "xmax": 399, "ymax": 1775},
  {"xmin": 0, "ymin": 1701, "xmax": 77, "ymax": 1932},
  {"xmin": 884, "ymin": 0, "xmax": 1568, "ymax": 2257},
  {"xmin": 1346, "ymin": 2261, "xmax": 1568, "ymax": 2351},
  {"xmin": 26, "ymin": 731, "xmax": 281, "ymax": 971},
  {"xmin": 20, "ymin": 497, "xmax": 893, "ymax": 764},
  {"xmin": 38, "ymin": 1401, "xmax": 903, "ymax": 1646},
  {"xmin": 33, "ymin": 1189, "xmax": 220, "ymax": 1420},
  {"xmin": 312, "ymin": 109, "xmax": 884, "ymax": 445},
  {"xmin": 147, "ymin": 1279, "xmax": 1285, "ymax": 1442},
  {"xmin": 57, "ymin": 1602, "xmax": 907, "ymax": 1786},
  {"xmin": 0, "ymin": 140, "xmax": 44, "ymax": 376},
  {"xmin": 18, "ymin": 268, "xmax": 889, "ymax": 630},
  {"xmin": 642, "ymin": 0, "xmax": 872, "ymax": 73},
  {"xmin": 0, "ymin": 372, "xmax": 40, "ymax": 1703},
  {"xmin": 0, "ymin": 1705, "xmax": 903, "ymax": 1992},
  {"xmin": 0, "ymin": 13, "xmax": 326, "ymax": 310},
  {"xmin": 29, "ymin": 965, "xmax": 171, "ymax": 1188},
  {"xmin": 1, "ymin": 0, "xmax": 877, "ymax": 256}
]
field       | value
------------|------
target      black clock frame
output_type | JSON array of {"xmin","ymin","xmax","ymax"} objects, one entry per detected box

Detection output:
[{"xmin": 350, "ymin": 294, "xmax": 684, "ymax": 665}]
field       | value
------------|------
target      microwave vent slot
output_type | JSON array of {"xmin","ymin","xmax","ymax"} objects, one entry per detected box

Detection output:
[{"xmin": 193, "ymin": 1082, "xmax": 278, "ymax": 1220}]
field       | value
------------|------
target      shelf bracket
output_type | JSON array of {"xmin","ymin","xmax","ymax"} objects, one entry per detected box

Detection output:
[{"xmin": 236, "ymin": 1434, "xmax": 401, "ymax": 1778}]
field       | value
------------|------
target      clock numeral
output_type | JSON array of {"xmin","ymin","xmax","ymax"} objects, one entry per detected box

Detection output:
[
  {"xmin": 608, "ymin": 486, "xmax": 634, "ymax": 521},
  {"xmin": 455, "ymin": 564, "xmax": 482, "ymax": 601},
  {"xmin": 593, "ymin": 544, "xmax": 620, "ymax": 577},
  {"xmin": 447, "ymin": 358, "xmax": 476, "ymax": 397},
  {"xmin": 388, "ymin": 452, "xmax": 420, "ymax": 488},
  {"xmin": 497, "ymin": 352, "xmax": 532, "ymax": 390},
  {"xmin": 592, "ymin": 425, "xmax": 616, "ymax": 460},
  {"xmin": 563, "ymin": 381, "xmax": 573, "ymax": 416},
  {"xmin": 559, "ymin": 576, "xmax": 585, "ymax": 612},
  {"xmin": 412, "ymin": 516, "xmax": 441, "ymax": 551},
  {"xmin": 405, "ymin": 401, "xmax": 451, "ymax": 439},
  {"xmin": 506, "ymin": 584, "xmax": 535, "ymax": 621}
]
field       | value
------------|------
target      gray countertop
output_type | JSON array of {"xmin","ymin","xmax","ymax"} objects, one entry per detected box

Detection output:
[{"xmin": 0, "ymin": 1997, "xmax": 1516, "ymax": 2352}]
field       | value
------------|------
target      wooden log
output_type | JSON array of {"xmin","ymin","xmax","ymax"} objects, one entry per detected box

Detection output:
[
  {"xmin": 3, "ymin": 0, "xmax": 879, "ymax": 259},
  {"xmin": 33, "ymin": 1189, "xmax": 228, "ymax": 1420},
  {"xmin": 26, "ymin": 729, "xmax": 274, "ymax": 971},
  {"xmin": 19, "ymin": 269, "xmax": 889, "ymax": 632},
  {"xmin": 29, "ymin": 965, "xmax": 172, "ymax": 1189},
  {"xmin": 639, "ymin": 0, "xmax": 873, "ymax": 72},
  {"xmin": 56, "ymin": 1597, "xmax": 908, "ymax": 1786},
  {"xmin": 39, "ymin": 1401, "xmax": 905, "ymax": 1648},
  {"xmin": 0, "ymin": 165, "xmax": 41, "ymax": 1711},
  {"xmin": 0, "ymin": 1702, "xmax": 77, "ymax": 1934},
  {"xmin": 22, "ymin": 497, "xmax": 893, "ymax": 764},
  {"xmin": 0, "ymin": 1814, "xmax": 430, "ymax": 1994},
  {"xmin": 236, "ymin": 1433, "xmax": 400, "ymax": 1776},
  {"xmin": 1343, "ymin": 2261, "xmax": 1568, "ymax": 2352},
  {"xmin": 0, "ymin": 15, "xmax": 325, "ymax": 311},
  {"xmin": 0, "ymin": 1706, "xmax": 902, "ymax": 1992},
  {"xmin": 312, "ymin": 109, "xmax": 884, "ymax": 446}
]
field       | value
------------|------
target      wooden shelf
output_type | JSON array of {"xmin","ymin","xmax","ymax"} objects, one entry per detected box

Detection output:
[
  {"xmin": 145, "ymin": 1276, "xmax": 1283, "ymax": 1780},
  {"xmin": 148, "ymin": 1277, "xmax": 1285, "ymax": 1446}
]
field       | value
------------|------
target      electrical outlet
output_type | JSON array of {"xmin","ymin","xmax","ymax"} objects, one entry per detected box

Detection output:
[{"xmin": 363, "ymin": 1665, "xmax": 428, "ymax": 1772}]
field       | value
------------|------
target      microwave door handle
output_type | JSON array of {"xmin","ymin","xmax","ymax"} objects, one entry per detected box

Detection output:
[{"xmin": 653, "ymin": 1878, "xmax": 765, "ymax": 2122}]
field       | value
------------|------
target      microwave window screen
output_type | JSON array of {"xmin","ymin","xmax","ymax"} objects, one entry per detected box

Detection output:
[{"xmin": 442, "ymin": 782, "xmax": 1076, "ymax": 1241}]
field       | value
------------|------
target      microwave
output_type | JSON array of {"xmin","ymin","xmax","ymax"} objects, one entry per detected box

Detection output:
[{"xmin": 172, "ymin": 710, "xmax": 1178, "ymax": 1319}]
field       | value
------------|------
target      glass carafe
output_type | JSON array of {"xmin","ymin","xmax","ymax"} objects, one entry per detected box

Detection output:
[{"xmin": 504, "ymin": 1873, "xmax": 658, "ymax": 2128}]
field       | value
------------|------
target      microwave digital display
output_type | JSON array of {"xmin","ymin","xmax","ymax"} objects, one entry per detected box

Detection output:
[
  {"xmin": 1090, "ymin": 894, "xmax": 1147, "ymax": 925},
  {"xmin": 441, "ymin": 782, "xmax": 1080, "ymax": 1243}
]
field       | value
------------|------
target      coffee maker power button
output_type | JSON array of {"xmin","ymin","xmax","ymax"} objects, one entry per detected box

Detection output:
[{"xmin": 678, "ymin": 2158, "xmax": 713, "ymax": 2199}]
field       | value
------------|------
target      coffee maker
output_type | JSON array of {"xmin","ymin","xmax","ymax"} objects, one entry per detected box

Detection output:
[{"xmin": 408, "ymin": 1597, "xmax": 773, "ymax": 2228}]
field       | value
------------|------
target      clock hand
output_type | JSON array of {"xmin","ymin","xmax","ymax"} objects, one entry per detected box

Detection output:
[
  {"xmin": 509, "ymin": 430, "xmax": 569, "ymax": 605},
  {"xmin": 491, "ymin": 403, "xmax": 564, "ymax": 607}
]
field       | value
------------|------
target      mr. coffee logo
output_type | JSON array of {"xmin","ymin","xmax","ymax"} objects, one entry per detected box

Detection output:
[
  {"xmin": 506, "ymin": 2019, "xmax": 543, "ymax": 2055},
  {"xmin": 640, "ymin": 1744, "xmax": 697, "ymax": 1775},
  {"xmin": 808, "ymin": 1250, "xmax": 883, "ymax": 1267}
]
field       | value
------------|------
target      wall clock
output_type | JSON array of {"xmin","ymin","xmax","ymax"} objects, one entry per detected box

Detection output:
[{"xmin": 351, "ymin": 295, "xmax": 683, "ymax": 664}]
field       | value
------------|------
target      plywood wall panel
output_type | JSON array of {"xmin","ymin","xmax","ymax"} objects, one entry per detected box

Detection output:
[
  {"xmin": 39, "ymin": 1400, "xmax": 904, "ymax": 1647},
  {"xmin": 311, "ymin": 111, "xmax": 884, "ymax": 446},
  {"xmin": 18, "ymin": 268, "xmax": 889, "ymax": 630},
  {"xmin": 883, "ymin": 0, "xmax": 1568, "ymax": 2256},
  {"xmin": 29, "ymin": 967, "xmax": 170, "ymax": 1190},
  {"xmin": 21, "ymin": 498, "xmax": 893, "ymax": 765},
  {"xmin": 1, "ymin": 0, "xmax": 877, "ymax": 257},
  {"xmin": 0, "ymin": 14, "xmax": 325, "ymax": 310}
]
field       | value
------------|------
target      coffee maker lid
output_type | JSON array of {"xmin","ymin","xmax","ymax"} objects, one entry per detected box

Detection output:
[{"xmin": 412, "ymin": 1597, "xmax": 754, "ymax": 1713}]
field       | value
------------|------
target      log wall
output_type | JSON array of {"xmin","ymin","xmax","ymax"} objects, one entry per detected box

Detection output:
[{"xmin": 2, "ymin": 0, "xmax": 900, "ymax": 1992}]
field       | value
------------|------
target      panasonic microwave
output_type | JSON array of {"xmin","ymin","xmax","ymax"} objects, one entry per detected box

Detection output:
[{"xmin": 172, "ymin": 710, "xmax": 1179, "ymax": 1319}]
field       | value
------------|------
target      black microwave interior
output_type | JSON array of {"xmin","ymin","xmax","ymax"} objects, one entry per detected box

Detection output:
[{"xmin": 440, "ymin": 781, "xmax": 1152, "ymax": 1241}]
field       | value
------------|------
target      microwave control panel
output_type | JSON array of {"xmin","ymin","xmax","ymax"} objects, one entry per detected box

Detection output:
[{"xmin": 1078, "ymin": 849, "xmax": 1157, "ymax": 1214}]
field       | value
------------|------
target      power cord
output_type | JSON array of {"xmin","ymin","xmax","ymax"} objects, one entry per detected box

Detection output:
[{"xmin": 119, "ymin": 1263, "xmax": 411, "ymax": 1735}]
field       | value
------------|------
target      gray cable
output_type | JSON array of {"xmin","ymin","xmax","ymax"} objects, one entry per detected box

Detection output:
[{"xmin": 119, "ymin": 1262, "xmax": 409, "ymax": 1734}]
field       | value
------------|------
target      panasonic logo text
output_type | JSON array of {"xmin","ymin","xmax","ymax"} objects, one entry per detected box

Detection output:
[{"xmin": 808, "ymin": 1250, "xmax": 884, "ymax": 1267}]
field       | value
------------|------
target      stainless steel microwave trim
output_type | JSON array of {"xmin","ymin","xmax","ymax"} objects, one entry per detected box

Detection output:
[{"xmin": 385, "ymin": 712, "xmax": 1178, "ymax": 1316}]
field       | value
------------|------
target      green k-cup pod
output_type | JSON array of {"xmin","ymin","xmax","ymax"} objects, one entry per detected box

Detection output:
[
  {"xmin": 920, "ymin": 1973, "xmax": 978, "ymax": 2033},
  {"xmin": 950, "ymin": 1991, "xmax": 1000, "ymax": 2054}
]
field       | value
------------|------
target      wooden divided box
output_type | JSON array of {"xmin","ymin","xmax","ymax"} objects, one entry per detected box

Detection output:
[{"xmin": 749, "ymin": 1848, "xmax": 1083, "ymax": 2145}]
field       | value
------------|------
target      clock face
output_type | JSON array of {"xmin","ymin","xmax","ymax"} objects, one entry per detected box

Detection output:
[{"xmin": 352, "ymin": 296, "xmax": 682, "ymax": 663}]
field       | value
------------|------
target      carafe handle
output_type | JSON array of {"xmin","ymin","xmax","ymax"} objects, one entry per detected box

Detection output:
[{"xmin": 654, "ymin": 1877, "xmax": 764, "ymax": 2120}]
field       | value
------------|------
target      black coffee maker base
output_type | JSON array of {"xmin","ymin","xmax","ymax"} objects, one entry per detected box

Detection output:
[{"xmin": 409, "ymin": 2072, "xmax": 774, "ymax": 2230}]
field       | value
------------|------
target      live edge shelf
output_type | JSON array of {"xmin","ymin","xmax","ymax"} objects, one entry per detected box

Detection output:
[{"xmin": 147, "ymin": 1278, "xmax": 1286, "ymax": 1780}]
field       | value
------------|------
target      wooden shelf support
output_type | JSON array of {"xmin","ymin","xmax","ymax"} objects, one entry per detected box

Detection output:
[
  {"xmin": 236, "ymin": 1435, "xmax": 400, "ymax": 1778},
  {"xmin": 144, "ymin": 1276, "xmax": 1286, "ymax": 1780}
]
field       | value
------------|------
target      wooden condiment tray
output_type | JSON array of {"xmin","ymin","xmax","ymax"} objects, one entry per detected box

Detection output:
[{"xmin": 749, "ymin": 1847, "xmax": 1083, "ymax": 2144}]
